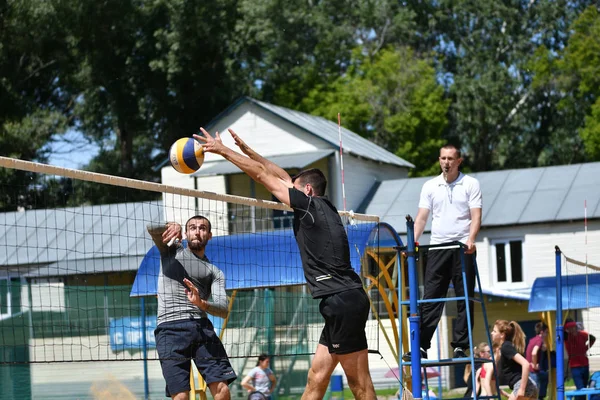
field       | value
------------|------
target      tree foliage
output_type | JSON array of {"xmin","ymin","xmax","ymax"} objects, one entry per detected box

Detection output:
[
  {"xmin": 231, "ymin": 0, "xmax": 417, "ymax": 107},
  {"xmin": 301, "ymin": 47, "xmax": 449, "ymax": 176},
  {"xmin": 544, "ymin": 6, "xmax": 600, "ymax": 160},
  {"xmin": 1, "ymin": 0, "xmax": 600, "ymax": 209},
  {"xmin": 0, "ymin": 0, "xmax": 74, "ymax": 210}
]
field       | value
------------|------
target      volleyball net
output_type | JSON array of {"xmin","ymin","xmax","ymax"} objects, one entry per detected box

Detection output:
[{"xmin": 0, "ymin": 156, "xmax": 394, "ymax": 369}]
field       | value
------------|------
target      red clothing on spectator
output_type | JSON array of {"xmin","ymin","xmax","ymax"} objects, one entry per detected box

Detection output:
[
  {"xmin": 526, "ymin": 335, "xmax": 544, "ymax": 372},
  {"xmin": 480, "ymin": 365, "xmax": 495, "ymax": 380},
  {"xmin": 565, "ymin": 331, "xmax": 590, "ymax": 367}
]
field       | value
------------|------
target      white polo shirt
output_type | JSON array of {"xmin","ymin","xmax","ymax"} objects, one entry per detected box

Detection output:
[{"xmin": 418, "ymin": 172, "xmax": 482, "ymax": 245}]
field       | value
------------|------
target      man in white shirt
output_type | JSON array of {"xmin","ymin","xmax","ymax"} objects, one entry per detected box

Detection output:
[{"xmin": 403, "ymin": 144, "xmax": 482, "ymax": 361}]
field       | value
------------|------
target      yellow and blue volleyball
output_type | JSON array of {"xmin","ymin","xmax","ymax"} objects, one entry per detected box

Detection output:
[{"xmin": 169, "ymin": 138, "xmax": 205, "ymax": 174}]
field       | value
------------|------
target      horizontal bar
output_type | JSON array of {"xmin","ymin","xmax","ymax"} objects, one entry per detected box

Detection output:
[
  {"xmin": 399, "ymin": 296, "xmax": 483, "ymax": 305},
  {"xmin": 395, "ymin": 241, "xmax": 464, "ymax": 251},
  {"xmin": 402, "ymin": 357, "xmax": 493, "ymax": 367}
]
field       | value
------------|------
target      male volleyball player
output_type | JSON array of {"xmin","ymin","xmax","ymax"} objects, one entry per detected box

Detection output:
[
  {"xmin": 148, "ymin": 215, "xmax": 236, "ymax": 400},
  {"xmin": 194, "ymin": 128, "xmax": 376, "ymax": 400},
  {"xmin": 403, "ymin": 144, "xmax": 482, "ymax": 362}
]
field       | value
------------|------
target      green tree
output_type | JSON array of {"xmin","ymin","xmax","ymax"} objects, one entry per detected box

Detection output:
[
  {"xmin": 559, "ymin": 6, "xmax": 600, "ymax": 160},
  {"xmin": 0, "ymin": 0, "xmax": 74, "ymax": 210},
  {"xmin": 415, "ymin": 0, "xmax": 593, "ymax": 170},
  {"xmin": 60, "ymin": 0, "xmax": 241, "ymax": 204},
  {"xmin": 530, "ymin": 5, "xmax": 600, "ymax": 162},
  {"xmin": 231, "ymin": 0, "xmax": 416, "ymax": 108},
  {"xmin": 302, "ymin": 47, "xmax": 449, "ymax": 176}
]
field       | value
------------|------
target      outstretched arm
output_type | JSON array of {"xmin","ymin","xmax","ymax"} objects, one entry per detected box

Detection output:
[
  {"xmin": 229, "ymin": 129, "xmax": 291, "ymax": 183},
  {"xmin": 194, "ymin": 128, "xmax": 293, "ymax": 206}
]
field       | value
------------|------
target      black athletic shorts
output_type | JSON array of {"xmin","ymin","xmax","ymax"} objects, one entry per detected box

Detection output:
[
  {"xmin": 318, "ymin": 287, "xmax": 370, "ymax": 354},
  {"xmin": 155, "ymin": 318, "xmax": 237, "ymax": 397}
]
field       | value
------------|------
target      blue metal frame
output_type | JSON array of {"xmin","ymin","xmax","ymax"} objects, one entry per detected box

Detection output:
[
  {"xmin": 405, "ymin": 216, "xmax": 423, "ymax": 398},
  {"xmin": 398, "ymin": 216, "xmax": 500, "ymax": 400},
  {"xmin": 556, "ymin": 246, "xmax": 565, "ymax": 400}
]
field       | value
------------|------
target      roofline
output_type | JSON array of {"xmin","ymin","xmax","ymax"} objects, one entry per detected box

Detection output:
[
  {"xmin": 479, "ymin": 217, "xmax": 598, "ymax": 230},
  {"xmin": 356, "ymin": 180, "xmax": 382, "ymax": 214},
  {"xmin": 204, "ymin": 96, "xmax": 250, "ymax": 131},
  {"xmin": 160, "ymin": 96, "xmax": 413, "ymax": 170},
  {"xmin": 247, "ymin": 98, "xmax": 414, "ymax": 168}
]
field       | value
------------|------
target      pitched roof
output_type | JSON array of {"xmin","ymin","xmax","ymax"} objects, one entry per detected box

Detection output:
[
  {"xmin": 158, "ymin": 97, "xmax": 413, "ymax": 170},
  {"xmin": 363, "ymin": 162, "xmax": 600, "ymax": 233},
  {"xmin": 192, "ymin": 149, "xmax": 334, "ymax": 177},
  {"xmin": 0, "ymin": 201, "xmax": 162, "ymax": 269},
  {"xmin": 237, "ymin": 97, "xmax": 414, "ymax": 168}
]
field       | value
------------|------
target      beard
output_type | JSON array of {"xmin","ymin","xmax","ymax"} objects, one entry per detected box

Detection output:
[{"xmin": 187, "ymin": 239, "xmax": 206, "ymax": 251}]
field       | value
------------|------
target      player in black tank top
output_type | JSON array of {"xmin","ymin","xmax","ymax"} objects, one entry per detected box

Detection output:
[
  {"xmin": 289, "ymin": 187, "xmax": 363, "ymax": 298},
  {"xmin": 194, "ymin": 128, "xmax": 376, "ymax": 400}
]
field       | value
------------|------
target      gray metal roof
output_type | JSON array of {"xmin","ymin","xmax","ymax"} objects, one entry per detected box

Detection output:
[
  {"xmin": 364, "ymin": 162, "xmax": 600, "ymax": 233},
  {"xmin": 24, "ymin": 256, "xmax": 143, "ymax": 278},
  {"xmin": 0, "ymin": 201, "xmax": 162, "ymax": 273},
  {"xmin": 192, "ymin": 149, "xmax": 334, "ymax": 177}
]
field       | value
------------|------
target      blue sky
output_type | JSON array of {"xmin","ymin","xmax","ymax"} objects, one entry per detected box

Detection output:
[{"xmin": 47, "ymin": 130, "xmax": 98, "ymax": 169}]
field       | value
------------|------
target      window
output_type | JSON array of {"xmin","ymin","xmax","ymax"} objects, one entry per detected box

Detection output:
[
  {"xmin": 228, "ymin": 204, "xmax": 293, "ymax": 233},
  {"xmin": 492, "ymin": 239, "xmax": 524, "ymax": 285},
  {"xmin": 0, "ymin": 279, "xmax": 10, "ymax": 319}
]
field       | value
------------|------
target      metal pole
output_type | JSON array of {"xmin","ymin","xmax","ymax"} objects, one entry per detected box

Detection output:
[
  {"xmin": 141, "ymin": 297, "xmax": 149, "ymax": 400},
  {"xmin": 460, "ymin": 249, "xmax": 477, "ymax": 399},
  {"xmin": 555, "ymin": 246, "xmax": 564, "ymax": 400},
  {"xmin": 406, "ymin": 216, "xmax": 422, "ymax": 399},
  {"xmin": 398, "ymin": 246, "xmax": 404, "ymax": 397}
]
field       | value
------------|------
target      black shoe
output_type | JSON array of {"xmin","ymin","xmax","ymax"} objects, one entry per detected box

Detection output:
[
  {"xmin": 402, "ymin": 347, "xmax": 427, "ymax": 361},
  {"xmin": 453, "ymin": 347, "xmax": 468, "ymax": 359}
]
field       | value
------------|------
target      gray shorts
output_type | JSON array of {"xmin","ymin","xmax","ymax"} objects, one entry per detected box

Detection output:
[{"xmin": 513, "ymin": 377, "xmax": 539, "ymax": 398}]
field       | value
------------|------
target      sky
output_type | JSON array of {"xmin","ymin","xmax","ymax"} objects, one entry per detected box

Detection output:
[{"xmin": 47, "ymin": 130, "xmax": 99, "ymax": 169}]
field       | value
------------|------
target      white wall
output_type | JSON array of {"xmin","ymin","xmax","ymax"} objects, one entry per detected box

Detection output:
[
  {"xmin": 476, "ymin": 220, "xmax": 600, "ymax": 292},
  {"xmin": 205, "ymin": 102, "xmax": 330, "ymax": 161},
  {"xmin": 333, "ymin": 152, "xmax": 409, "ymax": 212}
]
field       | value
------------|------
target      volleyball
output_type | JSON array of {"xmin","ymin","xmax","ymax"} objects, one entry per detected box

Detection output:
[{"xmin": 169, "ymin": 137, "xmax": 204, "ymax": 174}]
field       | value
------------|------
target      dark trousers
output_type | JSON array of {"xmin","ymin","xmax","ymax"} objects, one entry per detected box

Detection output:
[
  {"xmin": 419, "ymin": 247, "xmax": 476, "ymax": 350},
  {"xmin": 571, "ymin": 366, "xmax": 590, "ymax": 400}
]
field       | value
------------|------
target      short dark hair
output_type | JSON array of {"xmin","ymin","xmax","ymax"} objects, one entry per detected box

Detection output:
[
  {"xmin": 535, "ymin": 322, "xmax": 548, "ymax": 334},
  {"xmin": 256, "ymin": 353, "xmax": 269, "ymax": 366},
  {"xmin": 185, "ymin": 215, "xmax": 212, "ymax": 233},
  {"xmin": 441, "ymin": 144, "xmax": 462, "ymax": 158},
  {"xmin": 291, "ymin": 168, "xmax": 327, "ymax": 196}
]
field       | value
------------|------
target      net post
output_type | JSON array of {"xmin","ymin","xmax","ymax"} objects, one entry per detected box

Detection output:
[
  {"xmin": 141, "ymin": 297, "xmax": 149, "ymax": 400},
  {"xmin": 405, "ymin": 215, "xmax": 422, "ymax": 399},
  {"xmin": 555, "ymin": 245, "xmax": 564, "ymax": 400}
]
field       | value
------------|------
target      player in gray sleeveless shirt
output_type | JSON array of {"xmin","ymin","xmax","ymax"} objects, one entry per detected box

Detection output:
[{"xmin": 148, "ymin": 215, "xmax": 236, "ymax": 400}]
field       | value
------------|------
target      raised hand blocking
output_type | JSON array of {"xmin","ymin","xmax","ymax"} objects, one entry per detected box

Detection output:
[{"xmin": 193, "ymin": 127, "xmax": 225, "ymax": 154}]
